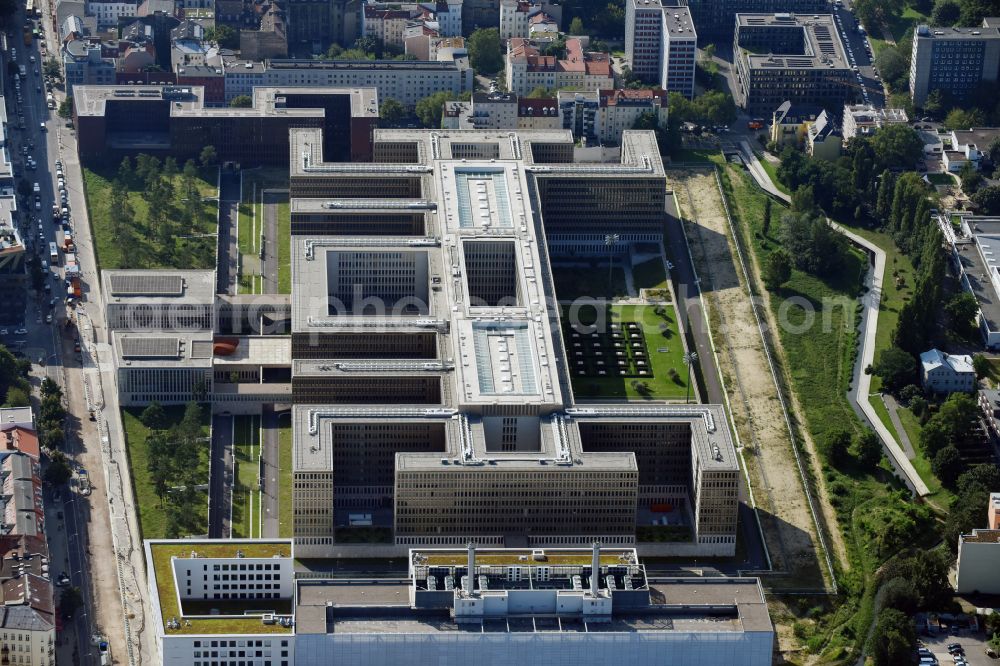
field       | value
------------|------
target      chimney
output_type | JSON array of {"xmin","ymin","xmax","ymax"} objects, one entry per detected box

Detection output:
[
  {"xmin": 590, "ymin": 541, "xmax": 601, "ymax": 596},
  {"xmin": 465, "ymin": 542, "xmax": 476, "ymax": 593}
]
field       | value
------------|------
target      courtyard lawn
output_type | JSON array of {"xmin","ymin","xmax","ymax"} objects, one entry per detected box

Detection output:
[
  {"xmin": 632, "ymin": 257, "xmax": 668, "ymax": 293},
  {"xmin": 121, "ymin": 405, "xmax": 210, "ymax": 540},
  {"xmin": 552, "ymin": 262, "xmax": 628, "ymax": 301},
  {"xmin": 237, "ymin": 168, "xmax": 289, "ymax": 294},
  {"xmin": 84, "ymin": 166, "xmax": 218, "ymax": 271},
  {"xmin": 231, "ymin": 414, "xmax": 262, "ymax": 539},
  {"xmin": 566, "ymin": 303, "xmax": 689, "ymax": 401},
  {"xmin": 277, "ymin": 419, "xmax": 293, "ymax": 538},
  {"xmin": 277, "ymin": 201, "xmax": 291, "ymax": 294}
]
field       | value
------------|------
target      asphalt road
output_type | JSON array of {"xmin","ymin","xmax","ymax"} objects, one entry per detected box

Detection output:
[
  {"xmin": 209, "ymin": 414, "xmax": 234, "ymax": 538},
  {"xmin": 832, "ymin": 5, "xmax": 886, "ymax": 109}
]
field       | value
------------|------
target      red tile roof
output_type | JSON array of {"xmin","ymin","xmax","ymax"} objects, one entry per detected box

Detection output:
[{"xmin": 0, "ymin": 426, "xmax": 39, "ymax": 461}]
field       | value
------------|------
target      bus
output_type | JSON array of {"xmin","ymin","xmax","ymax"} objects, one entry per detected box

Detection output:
[
  {"xmin": 25, "ymin": 0, "xmax": 36, "ymax": 18},
  {"xmin": 48, "ymin": 241, "xmax": 58, "ymax": 263}
]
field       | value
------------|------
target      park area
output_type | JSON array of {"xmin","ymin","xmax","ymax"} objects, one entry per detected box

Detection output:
[
  {"xmin": 564, "ymin": 303, "xmax": 689, "ymax": 401},
  {"xmin": 238, "ymin": 168, "xmax": 291, "ymax": 294},
  {"xmin": 121, "ymin": 403, "xmax": 211, "ymax": 539},
  {"xmin": 84, "ymin": 158, "xmax": 218, "ymax": 270}
]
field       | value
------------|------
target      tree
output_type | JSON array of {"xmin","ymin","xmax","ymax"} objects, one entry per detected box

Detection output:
[
  {"xmin": 870, "ymin": 124, "xmax": 924, "ymax": 170},
  {"xmin": 945, "ymin": 107, "xmax": 986, "ymax": 130},
  {"xmin": 920, "ymin": 392, "xmax": 979, "ymax": 457},
  {"xmin": 974, "ymin": 353, "xmax": 991, "ymax": 380},
  {"xmin": 881, "ymin": 577, "xmax": 921, "ymax": 614},
  {"xmin": 821, "ymin": 428, "xmax": 852, "ymax": 467},
  {"xmin": 568, "ymin": 16, "xmax": 585, "ymax": 34},
  {"xmin": 379, "ymin": 97, "xmax": 406, "ymax": 126},
  {"xmin": 986, "ymin": 136, "xmax": 1000, "ymax": 166},
  {"xmin": 43, "ymin": 57, "xmax": 61, "ymax": 80},
  {"xmin": 57, "ymin": 97, "xmax": 72, "ymax": 119},
  {"xmin": 933, "ymin": 445, "xmax": 965, "ymax": 487},
  {"xmin": 790, "ymin": 185, "xmax": 816, "ymax": 214},
  {"xmin": 762, "ymin": 248, "xmax": 792, "ymax": 291},
  {"xmin": 141, "ymin": 401, "xmax": 168, "ymax": 430},
  {"xmin": 60, "ymin": 586, "xmax": 83, "ymax": 620},
  {"xmin": 871, "ymin": 347, "xmax": 916, "ymax": 392},
  {"xmin": 867, "ymin": 608, "xmax": 916, "ymax": 666},
  {"xmin": 874, "ymin": 45, "xmax": 910, "ymax": 92},
  {"xmin": 228, "ymin": 95, "xmax": 252, "ymax": 108},
  {"xmin": 41, "ymin": 428, "xmax": 64, "ymax": 451},
  {"xmin": 762, "ymin": 198, "xmax": 772, "ymax": 236},
  {"xmin": 931, "ymin": 0, "xmax": 961, "ymax": 25},
  {"xmin": 960, "ymin": 161, "xmax": 984, "ymax": 194},
  {"xmin": 199, "ymin": 145, "xmax": 217, "ymax": 167},
  {"xmin": 972, "ymin": 184, "xmax": 1000, "ymax": 213},
  {"xmin": 44, "ymin": 451, "xmax": 72, "ymax": 485},
  {"xmin": 40, "ymin": 377, "xmax": 61, "ymax": 400},
  {"xmin": 4, "ymin": 386, "xmax": 28, "ymax": 407},
  {"xmin": 467, "ymin": 28, "xmax": 503, "ymax": 74},
  {"xmin": 415, "ymin": 90, "xmax": 463, "ymax": 128},
  {"xmin": 880, "ymin": 550, "xmax": 952, "ymax": 609},
  {"xmin": 205, "ymin": 25, "xmax": 238, "ymax": 49},
  {"xmin": 946, "ymin": 291, "xmax": 981, "ymax": 338},
  {"xmin": 853, "ymin": 429, "xmax": 883, "ymax": 469}
]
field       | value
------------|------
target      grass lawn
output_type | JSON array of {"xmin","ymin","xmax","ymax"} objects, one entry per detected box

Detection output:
[
  {"xmin": 238, "ymin": 168, "xmax": 289, "ymax": 295},
  {"xmin": 566, "ymin": 303, "xmax": 689, "ymax": 401},
  {"xmin": 756, "ymin": 156, "xmax": 790, "ymax": 195},
  {"xmin": 231, "ymin": 414, "xmax": 262, "ymax": 539},
  {"xmin": 633, "ymin": 257, "xmax": 668, "ymax": 292},
  {"xmin": 277, "ymin": 420, "xmax": 293, "ymax": 538},
  {"xmin": 277, "ymin": 201, "xmax": 291, "ymax": 294},
  {"xmin": 670, "ymin": 148, "xmax": 724, "ymax": 165},
  {"xmin": 84, "ymin": 166, "xmax": 218, "ymax": 271},
  {"xmin": 895, "ymin": 405, "xmax": 956, "ymax": 506},
  {"xmin": 927, "ymin": 173, "xmax": 953, "ymax": 186},
  {"xmin": 121, "ymin": 405, "xmax": 211, "ymax": 540},
  {"xmin": 552, "ymin": 262, "xmax": 628, "ymax": 300}
]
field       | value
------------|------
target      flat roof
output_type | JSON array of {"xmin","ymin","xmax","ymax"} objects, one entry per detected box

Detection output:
[
  {"xmin": 411, "ymin": 547, "xmax": 638, "ymax": 568},
  {"xmin": 914, "ymin": 23, "xmax": 1000, "ymax": 40},
  {"xmin": 212, "ymin": 336, "xmax": 291, "ymax": 366},
  {"xmin": 145, "ymin": 540, "xmax": 293, "ymax": 636},
  {"xmin": 101, "ymin": 269, "xmax": 215, "ymax": 304},
  {"xmin": 961, "ymin": 234, "xmax": 1000, "ymax": 332},
  {"xmin": 112, "ymin": 330, "xmax": 214, "ymax": 368},
  {"xmin": 737, "ymin": 13, "xmax": 850, "ymax": 71}
]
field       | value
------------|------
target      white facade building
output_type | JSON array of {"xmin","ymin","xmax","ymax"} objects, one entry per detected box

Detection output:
[
  {"xmin": 223, "ymin": 57, "xmax": 473, "ymax": 107},
  {"xmin": 499, "ymin": 0, "xmax": 562, "ymax": 40},
  {"xmin": 840, "ymin": 104, "xmax": 909, "ymax": 140},
  {"xmin": 956, "ymin": 493, "xmax": 1000, "ymax": 594},
  {"xmin": 86, "ymin": 0, "xmax": 138, "ymax": 28},
  {"xmin": 505, "ymin": 38, "xmax": 614, "ymax": 96},
  {"xmin": 145, "ymin": 540, "xmax": 296, "ymax": 666},
  {"xmin": 920, "ymin": 348, "xmax": 975, "ymax": 393},
  {"xmin": 624, "ymin": 0, "xmax": 695, "ymax": 98}
]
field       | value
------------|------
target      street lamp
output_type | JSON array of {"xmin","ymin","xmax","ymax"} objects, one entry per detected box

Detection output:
[
  {"xmin": 683, "ymin": 351, "xmax": 698, "ymax": 404},
  {"xmin": 605, "ymin": 233, "xmax": 619, "ymax": 298}
]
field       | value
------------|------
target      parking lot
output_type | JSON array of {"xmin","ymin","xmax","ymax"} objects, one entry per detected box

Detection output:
[{"xmin": 921, "ymin": 632, "xmax": 997, "ymax": 666}]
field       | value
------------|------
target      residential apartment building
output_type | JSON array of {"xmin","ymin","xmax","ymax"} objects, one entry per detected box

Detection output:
[
  {"xmin": 769, "ymin": 101, "xmax": 823, "ymax": 148},
  {"xmin": 624, "ymin": 0, "xmax": 695, "ymax": 97},
  {"xmin": 0, "ymin": 195, "xmax": 25, "ymax": 327},
  {"xmin": 920, "ymin": 348, "xmax": 975, "ymax": 394},
  {"xmin": 442, "ymin": 91, "xmax": 563, "ymax": 132},
  {"xmin": 942, "ymin": 127, "xmax": 1000, "ymax": 173},
  {"xmin": 499, "ymin": 0, "xmax": 562, "ymax": 40},
  {"xmin": 288, "ymin": 126, "xmax": 739, "ymax": 558},
  {"xmin": 733, "ymin": 13, "xmax": 854, "ymax": 117},
  {"xmin": 505, "ymin": 37, "xmax": 614, "ymax": 96},
  {"xmin": 805, "ymin": 109, "xmax": 841, "ymax": 160},
  {"xmin": 240, "ymin": 3, "xmax": 288, "ymax": 61},
  {"xmin": 87, "ymin": 0, "xmax": 139, "ymax": 28},
  {"xmin": 956, "ymin": 493, "xmax": 1000, "ymax": 594},
  {"xmin": 285, "ymin": 0, "xmax": 361, "ymax": 48},
  {"xmin": 558, "ymin": 88, "xmax": 668, "ymax": 144},
  {"xmin": 362, "ymin": 2, "xmax": 422, "ymax": 49},
  {"xmin": 840, "ymin": 103, "xmax": 909, "ymax": 140},
  {"xmin": 223, "ymin": 57, "xmax": 472, "ymax": 107},
  {"xmin": 62, "ymin": 39, "xmax": 116, "ymax": 92},
  {"xmin": 910, "ymin": 19, "xmax": 1000, "ymax": 108},
  {"xmin": 0, "ymin": 535, "xmax": 55, "ymax": 666}
]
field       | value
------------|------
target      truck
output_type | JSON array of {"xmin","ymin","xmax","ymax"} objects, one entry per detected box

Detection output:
[
  {"xmin": 68, "ymin": 276, "xmax": 81, "ymax": 299},
  {"xmin": 60, "ymin": 230, "xmax": 74, "ymax": 252}
]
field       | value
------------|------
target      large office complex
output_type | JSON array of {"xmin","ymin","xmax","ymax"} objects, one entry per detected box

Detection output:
[
  {"xmin": 910, "ymin": 19, "xmax": 1000, "ymax": 107},
  {"xmin": 73, "ymin": 85, "xmax": 377, "ymax": 164},
  {"xmin": 223, "ymin": 56, "xmax": 473, "ymax": 107},
  {"xmin": 148, "ymin": 542, "xmax": 773, "ymax": 666},
  {"xmin": 624, "ymin": 0, "xmax": 697, "ymax": 98},
  {"xmin": 287, "ymin": 126, "xmax": 739, "ymax": 558},
  {"xmin": 733, "ymin": 13, "xmax": 855, "ymax": 117},
  {"xmin": 683, "ymin": 0, "xmax": 825, "ymax": 38}
]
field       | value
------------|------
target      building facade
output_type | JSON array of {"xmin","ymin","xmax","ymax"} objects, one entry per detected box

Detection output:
[
  {"xmin": 734, "ymin": 13, "xmax": 854, "ymax": 117},
  {"xmin": 919, "ymin": 348, "xmax": 975, "ymax": 393},
  {"xmin": 956, "ymin": 494, "xmax": 1000, "ymax": 594},
  {"xmin": 910, "ymin": 20, "xmax": 1000, "ymax": 108},
  {"xmin": 505, "ymin": 38, "xmax": 614, "ymax": 96},
  {"xmin": 840, "ymin": 104, "xmax": 909, "ymax": 140},
  {"xmin": 624, "ymin": 0, "xmax": 695, "ymax": 98}
]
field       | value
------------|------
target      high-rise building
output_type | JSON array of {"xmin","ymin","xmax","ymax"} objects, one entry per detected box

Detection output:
[
  {"xmin": 287, "ymin": 127, "xmax": 740, "ymax": 558},
  {"xmin": 624, "ymin": 0, "xmax": 696, "ymax": 97},
  {"xmin": 909, "ymin": 19, "xmax": 1000, "ymax": 107},
  {"xmin": 683, "ymin": 0, "xmax": 825, "ymax": 39},
  {"xmin": 733, "ymin": 13, "xmax": 854, "ymax": 117}
]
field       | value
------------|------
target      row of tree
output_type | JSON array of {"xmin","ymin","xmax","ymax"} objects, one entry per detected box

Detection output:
[
  {"xmin": 0, "ymin": 344, "xmax": 31, "ymax": 408},
  {"xmin": 141, "ymin": 401, "xmax": 209, "ymax": 538}
]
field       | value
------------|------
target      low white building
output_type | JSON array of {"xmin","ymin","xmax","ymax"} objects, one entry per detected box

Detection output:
[
  {"xmin": 840, "ymin": 104, "xmax": 908, "ymax": 140},
  {"xmin": 944, "ymin": 127, "xmax": 1000, "ymax": 173},
  {"xmin": 920, "ymin": 348, "xmax": 975, "ymax": 393},
  {"xmin": 956, "ymin": 493, "xmax": 1000, "ymax": 594}
]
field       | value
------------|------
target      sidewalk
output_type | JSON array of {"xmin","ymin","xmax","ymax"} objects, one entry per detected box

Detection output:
[{"xmin": 882, "ymin": 394, "xmax": 917, "ymax": 460}]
